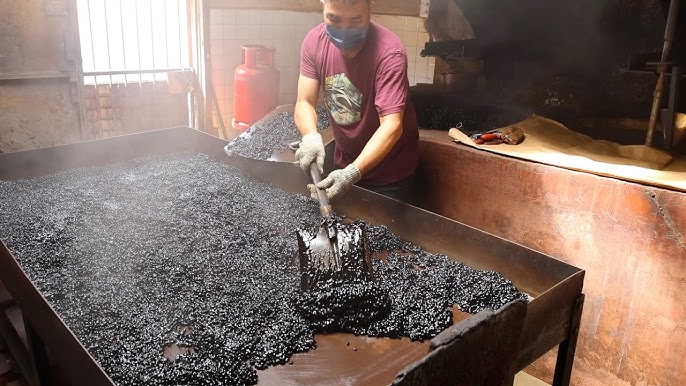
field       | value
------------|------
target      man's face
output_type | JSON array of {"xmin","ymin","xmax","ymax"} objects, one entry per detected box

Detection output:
[{"xmin": 321, "ymin": 0, "xmax": 371, "ymax": 30}]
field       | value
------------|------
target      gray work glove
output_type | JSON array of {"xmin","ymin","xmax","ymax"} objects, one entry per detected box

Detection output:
[
  {"xmin": 294, "ymin": 133, "xmax": 325, "ymax": 173},
  {"xmin": 308, "ymin": 164, "xmax": 362, "ymax": 201}
]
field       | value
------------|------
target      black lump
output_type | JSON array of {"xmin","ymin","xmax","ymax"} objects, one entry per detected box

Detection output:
[
  {"xmin": 296, "ymin": 218, "xmax": 374, "ymax": 291},
  {"xmin": 226, "ymin": 105, "xmax": 329, "ymax": 160},
  {"xmin": 0, "ymin": 153, "xmax": 527, "ymax": 385}
]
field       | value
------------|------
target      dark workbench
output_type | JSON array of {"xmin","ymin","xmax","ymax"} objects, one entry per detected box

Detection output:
[{"xmin": 0, "ymin": 127, "xmax": 584, "ymax": 386}]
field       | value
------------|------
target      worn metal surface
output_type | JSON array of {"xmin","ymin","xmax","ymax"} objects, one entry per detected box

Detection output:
[
  {"xmin": 416, "ymin": 130, "xmax": 686, "ymax": 386},
  {"xmin": 393, "ymin": 299, "xmax": 527, "ymax": 386},
  {"xmin": 0, "ymin": 127, "xmax": 583, "ymax": 385}
]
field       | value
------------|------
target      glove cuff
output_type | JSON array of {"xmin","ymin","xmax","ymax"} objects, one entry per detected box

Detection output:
[
  {"xmin": 343, "ymin": 164, "xmax": 362, "ymax": 184},
  {"xmin": 301, "ymin": 132, "xmax": 323, "ymax": 145}
]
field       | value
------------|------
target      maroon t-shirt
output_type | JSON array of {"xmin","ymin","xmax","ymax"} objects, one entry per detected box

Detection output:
[{"xmin": 300, "ymin": 22, "xmax": 419, "ymax": 186}]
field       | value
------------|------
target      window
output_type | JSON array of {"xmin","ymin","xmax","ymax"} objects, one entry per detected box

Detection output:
[{"xmin": 76, "ymin": 0, "xmax": 190, "ymax": 84}]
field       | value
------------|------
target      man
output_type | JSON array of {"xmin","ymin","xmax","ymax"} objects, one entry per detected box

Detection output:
[{"xmin": 294, "ymin": 0, "xmax": 419, "ymax": 202}]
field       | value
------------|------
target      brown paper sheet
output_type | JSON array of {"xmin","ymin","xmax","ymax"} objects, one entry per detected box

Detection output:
[{"xmin": 448, "ymin": 115, "xmax": 686, "ymax": 193}]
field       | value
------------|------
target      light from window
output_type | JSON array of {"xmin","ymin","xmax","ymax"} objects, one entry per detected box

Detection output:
[{"xmin": 76, "ymin": 0, "xmax": 190, "ymax": 84}]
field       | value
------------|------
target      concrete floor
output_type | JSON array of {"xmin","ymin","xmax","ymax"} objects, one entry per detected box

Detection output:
[{"xmin": 515, "ymin": 371, "xmax": 551, "ymax": 386}]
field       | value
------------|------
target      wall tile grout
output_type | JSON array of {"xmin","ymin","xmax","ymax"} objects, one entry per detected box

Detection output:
[{"xmin": 210, "ymin": 9, "xmax": 433, "ymax": 119}]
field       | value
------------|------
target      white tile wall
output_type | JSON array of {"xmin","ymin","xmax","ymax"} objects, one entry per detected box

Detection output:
[
  {"xmin": 209, "ymin": 9, "xmax": 434, "ymax": 124},
  {"xmin": 371, "ymin": 14, "xmax": 436, "ymax": 87}
]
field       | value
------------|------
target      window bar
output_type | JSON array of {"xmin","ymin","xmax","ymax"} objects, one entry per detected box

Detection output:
[
  {"xmin": 85, "ymin": 0, "xmax": 97, "ymax": 75},
  {"xmin": 163, "ymin": 0, "xmax": 169, "ymax": 69},
  {"xmin": 119, "ymin": 0, "xmax": 128, "ymax": 135},
  {"xmin": 102, "ymin": 0, "xmax": 113, "ymax": 86},
  {"xmin": 149, "ymin": 0, "xmax": 156, "ymax": 71},
  {"xmin": 86, "ymin": 0, "xmax": 103, "ymax": 139},
  {"xmin": 176, "ymin": 0, "xmax": 184, "ymax": 67},
  {"xmin": 135, "ymin": 0, "xmax": 144, "ymax": 131},
  {"xmin": 102, "ymin": 0, "xmax": 114, "ymax": 137},
  {"xmin": 134, "ymin": 0, "xmax": 142, "ymax": 81},
  {"xmin": 162, "ymin": 0, "xmax": 170, "ymax": 129},
  {"xmin": 118, "ymin": 0, "xmax": 127, "ymax": 84},
  {"xmin": 83, "ymin": 68, "xmax": 190, "ymax": 76},
  {"xmin": 150, "ymin": 0, "xmax": 160, "ymax": 130},
  {"xmin": 178, "ymin": 1, "xmax": 192, "ymax": 129}
]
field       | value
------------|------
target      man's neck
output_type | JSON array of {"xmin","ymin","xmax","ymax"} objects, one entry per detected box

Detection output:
[{"xmin": 342, "ymin": 41, "xmax": 365, "ymax": 59}]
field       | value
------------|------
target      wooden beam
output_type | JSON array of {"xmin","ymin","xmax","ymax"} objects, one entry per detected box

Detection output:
[{"xmin": 208, "ymin": 0, "xmax": 421, "ymax": 17}]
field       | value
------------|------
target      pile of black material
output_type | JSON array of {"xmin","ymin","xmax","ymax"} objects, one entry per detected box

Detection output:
[
  {"xmin": 295, "ymin": 218, "xmax": 390, "ymax": 334},
  {"xmin": 0, "ymin": 153, "xmax": 527, "ymax": 385},
  {"xmin": 226, "ymin": 105, "xmax": 329, "ymax": 160}
]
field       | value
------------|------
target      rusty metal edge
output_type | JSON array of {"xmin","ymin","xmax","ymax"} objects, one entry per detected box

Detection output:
[
  {"xmin": 517, "ymin": 271, "xmax": 585, "ymax": 370},
  {"xmin": 393, "ymin": 299, "xmax": 528, "ymax": 386},
  {"xmin": 0, "ymin": 240, "xmax": 115, "ymax": 386}
]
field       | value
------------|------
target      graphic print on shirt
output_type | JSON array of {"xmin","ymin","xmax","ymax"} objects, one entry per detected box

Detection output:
[{"xmin": 324, "ymin": 73, "xmax": 362, "ymax": 126}]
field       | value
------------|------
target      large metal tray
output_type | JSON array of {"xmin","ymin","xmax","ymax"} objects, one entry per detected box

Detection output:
[{"xmin": 0, "ymin": 127, "xmax": 584, "ymax": 385}]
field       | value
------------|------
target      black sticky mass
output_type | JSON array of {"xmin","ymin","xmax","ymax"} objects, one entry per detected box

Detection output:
[
  {"xmin": 0, "ymin": 153, "xmax": 528, "ymax": 385},
  {"xmin": 296, "ymin": 218, "xmax": 374, "ymax": 292},
  {"xmin": 294, "ymin": 278, "xmax": 392, "ymax": 334},
  {"xmin": 226, "ymin": 105, "xmax": 329, "ymax": 160}
]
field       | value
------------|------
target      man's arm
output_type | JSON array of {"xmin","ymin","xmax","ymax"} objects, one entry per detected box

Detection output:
[
  {"xmin": 315, "ymin": 112, "xmax": 403, "ymax": 200},
  {"xmin": 351, "ymin": 48, "xmax": 410, "ymax": 177},
  {"xmin": 294, "ymin": 75, "xmax": 321, "ymax": 136},
  {"xmin": 294, "ymin": 75, "xmax": 326, "ymax": 173},
  {"xmin": 352, "ymin": 111, "xmax": 404, "ymax": 175}
]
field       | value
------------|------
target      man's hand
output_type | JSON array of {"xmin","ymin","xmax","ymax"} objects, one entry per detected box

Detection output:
[
  {"xmin": 295, "ymin": 133, "xmax": 325, "ymax": 173},
  {"xmin": 308, "ymin": 164, "xmax": 361, "ymax": 201}
]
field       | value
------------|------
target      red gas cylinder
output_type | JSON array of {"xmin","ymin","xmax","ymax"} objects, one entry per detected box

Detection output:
[{"xmin": 232, "ymin": 45, "xmax": 280, "ymax": 131}]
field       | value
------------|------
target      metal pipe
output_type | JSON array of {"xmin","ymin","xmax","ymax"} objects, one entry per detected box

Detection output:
[
  {"xmin": 646, "ymin": 0, "xmax": 681, "ymax": 146},
  {"xmin": 69, "ymin": 0, "xmax": 89, "ymax": 142}
]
